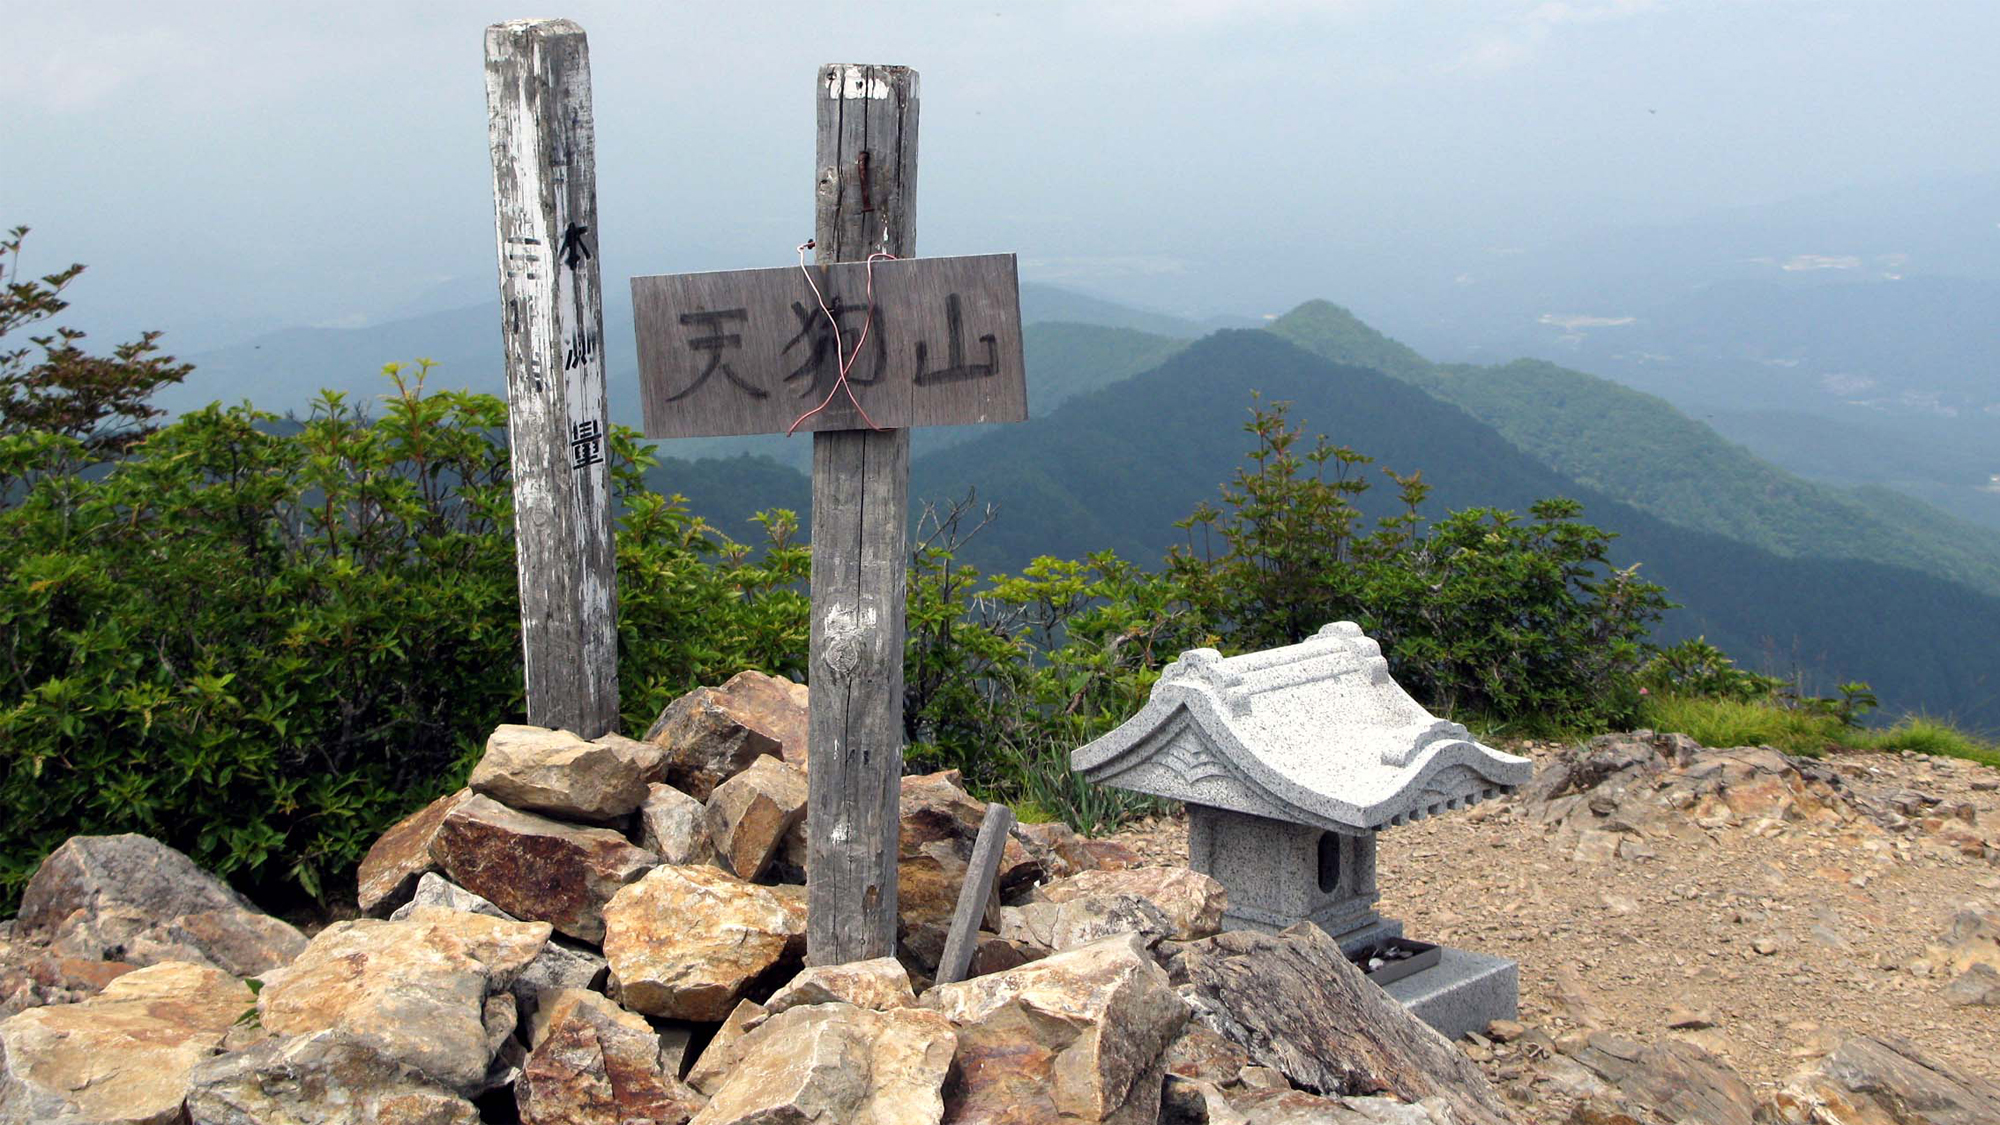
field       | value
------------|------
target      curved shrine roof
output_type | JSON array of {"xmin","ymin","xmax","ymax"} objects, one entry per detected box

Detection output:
[{"xmin": 1070, "ymin": 622, "xmax": 1532, "ymax": 832}]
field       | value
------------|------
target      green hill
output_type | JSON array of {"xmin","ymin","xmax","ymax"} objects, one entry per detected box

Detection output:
[
  {"xmin": 661, "ymin": 330, "xmax": 2000, "ymax": 729},
  {"xmin": 1268, "ymin": 300, "xmax": 2000, "ymax": 599},
  {"xmin": 902, "ymin": 331, "xmax": 2000, "ymax": 731}
]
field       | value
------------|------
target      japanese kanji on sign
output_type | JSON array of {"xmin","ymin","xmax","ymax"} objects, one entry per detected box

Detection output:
[{"xmin": 632, "ymin": 254, "xmax": 1026, "ymax": 438}]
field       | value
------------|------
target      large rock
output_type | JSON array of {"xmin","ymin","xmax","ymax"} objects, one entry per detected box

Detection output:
[
  {"xmin": 1164, "ymin": 1080, "xmax": 1446, "ymax": 1125},
  {"xmin": 0, "ymin": 960, "xmax": 252, "ymax": 1125},
  {"xmin": 430, "ymin": 793, "xmax": 657, "ymax": 943},
  {"xmin": 256, "ymin": 906, "xmax": 550, "ymax": 1095},
  {"xmin": 16, "ymin": 834, "xmax": 305, "ymax": 978},
  {"xmin": 1026, "ymin": 867, "xmax": 1226, "ymax": 941},
  {"xmin": 764, "ymin": 956, "xmax": 916, "ymax": 1017},
  {"xmin": 899, "ymin": 771, "xmax": 1041, "ymax": 937},
  {"xmin": 638, "ymin": 783, "xmax": 717, "ymax": 866},
  {"xmin": 1567, "ymin": 1031, "xmax": 1756, "ymax": 1125},
  {"xmin": 517, "ymin": 989, "xmax": 703, "ymax": 1125},
  {"xmin": 924, "ymin": 931, "xmax": 1188, "ymax": 1124},
  {"xmin": 685, "ymin": 999, "xmax": 768, "ymax": 1096},
  {"xmin": 705, "ymin": 757, "xmax": 809, "ymax": 881},
  {"xmin": 357, "ymin": 790, "xmax": 474, "ymax": 916},
  {"xmin": 469, "ymin": 724, "xmax": 662, "ymax": 822},
  {"xmin": 689, "ymin": 1002, "xmax": 956, "ymax": 1125},
  {"xmin": 999, "ymin": 895, "xmax": 1177, "ymax": 955},
  {"xmin": 387, "ymin": 873, "xmax": 608, "ymax": 1026},
  {"xmin": 1157, "ymin": 924, "xmax": 1515, "ymax": 1125},
  {"xmin": 601, "ymin": 865, "xmax": 806, "ymax": 1021},
  {"xmin": 183, "ymin": 1031, "xmax": 480, "ymax": 1125},
  {"xmin": 1767, "ymin": 1034, "xmax": 2000, "ymax": 1125},
  {"xmin": 645, "ymin": 672, "xmax": 808, "ymax": 799}
]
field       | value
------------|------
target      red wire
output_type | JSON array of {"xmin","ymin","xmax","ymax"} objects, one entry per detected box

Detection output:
[{"xmin": 787, "ymin": 245, "xmax": 897, "ymax": 436}]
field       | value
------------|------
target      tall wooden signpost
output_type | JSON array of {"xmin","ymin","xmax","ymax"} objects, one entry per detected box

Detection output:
[
  {"xmin": 631, "ymin": 64, "xmax": 1026, "ymax": 963},
  {"xmin": 484, "ymin": 19, "xmax": 620, "ymax": 740}
]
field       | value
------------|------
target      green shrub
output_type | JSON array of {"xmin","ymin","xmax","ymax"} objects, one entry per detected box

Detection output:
[
  {"xmin": 1167, "ymin": 398, "xmax": 1669, "ymax": 730},
  {"xmin": 0, "ymin": 364, "xmax": 807, "ymax": 914},
  {"xmin": 902, "ymin": 399, "xmax": 1672, "ymax": 826}
]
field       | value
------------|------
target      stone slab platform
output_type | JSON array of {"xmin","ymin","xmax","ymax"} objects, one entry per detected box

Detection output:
[{"xmin": 1381, "ymin": 946, "xmax": 1518, "ymax": 1041}]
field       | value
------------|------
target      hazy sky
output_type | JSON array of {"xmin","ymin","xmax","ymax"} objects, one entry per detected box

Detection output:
[{"xmin": 12, "ymin": 1, "xmax": 2000, "ymax": 349}]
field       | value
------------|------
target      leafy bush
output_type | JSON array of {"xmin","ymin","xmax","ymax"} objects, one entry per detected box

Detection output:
[
  {"xmin": 903, "ymin": 399, "xmax": 1672, "ymax": 824},
  {"xmin": 0, "ymin": 230, "xmax": 1694, "ymax": 900},
  {"xmin": 0, "ymin": 359, "xmax": 808, "ymax": 914},
  {"xmin": 1167, "ymin": 398, "xmax": 1669, "ymax": 730}
]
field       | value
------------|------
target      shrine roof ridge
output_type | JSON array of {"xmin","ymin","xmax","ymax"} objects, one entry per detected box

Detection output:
[{"xmin": 1070, "ymin": 622, "xmax": 1532, "ymax": 832}]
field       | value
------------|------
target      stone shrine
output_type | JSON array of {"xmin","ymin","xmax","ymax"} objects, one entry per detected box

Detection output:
[{"xmin": 1071, "ymin": 621, "xmax": 1533, "ymax": 1037}]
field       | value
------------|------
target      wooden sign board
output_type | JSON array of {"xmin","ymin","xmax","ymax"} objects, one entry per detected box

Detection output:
[{"xmin": 632, "ymin": 253, "xmax": 1025, "ymax": 438}]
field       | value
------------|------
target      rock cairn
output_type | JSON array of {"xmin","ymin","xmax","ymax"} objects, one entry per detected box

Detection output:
[{"xmin": 0, "ymin": 668, "xmax": 1512, "ymax": 1124}]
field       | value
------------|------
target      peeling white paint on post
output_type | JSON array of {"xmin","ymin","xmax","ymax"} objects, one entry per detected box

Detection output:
[{"xmin": 484, "ymin": 19, "xmax": 619, "ymax": 738}]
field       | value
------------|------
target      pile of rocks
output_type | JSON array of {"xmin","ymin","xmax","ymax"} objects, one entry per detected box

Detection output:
[
  {"xmin": 0, "ymin": 670, "xmax": 1513, "ymax": 1124},
  {"xmin": 1522, "ymin": 729, "xmax": 1999, "ymax": 864}
]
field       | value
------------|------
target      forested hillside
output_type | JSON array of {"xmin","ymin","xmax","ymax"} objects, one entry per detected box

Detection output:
[
  {"xmin": 1268, "ymin": 300, "xmax": 2000, "ymax": 598},
  {"xmin": 663, "ymin": 331, "xmax": 2000, "ymax": 730}
]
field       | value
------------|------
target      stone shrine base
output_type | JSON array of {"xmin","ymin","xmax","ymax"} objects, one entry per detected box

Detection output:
[
  {"xmin": 1382, "ymin": 946, "xmax": 1519, "ymax": 1041},
  {"xmin": 1328, "ymin": 918, "xmax": 1517, "ymax": 1041}
]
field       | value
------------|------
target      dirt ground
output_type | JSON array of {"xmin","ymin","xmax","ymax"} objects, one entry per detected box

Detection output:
[{"xmin": 1105, "ymin": 738, "xmax": 2000, "ymax": 1106}]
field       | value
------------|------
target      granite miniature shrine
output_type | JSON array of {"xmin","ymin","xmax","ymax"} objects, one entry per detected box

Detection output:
[{"xmin": 1072, "ymin": 620, "xmax": 1534, "ymax": 1038}]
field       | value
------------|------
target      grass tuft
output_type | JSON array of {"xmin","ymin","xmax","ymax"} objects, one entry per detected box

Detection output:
[{"xmin": 1639, "ymin": 693, "xmax": 1999, "ymax": 767}]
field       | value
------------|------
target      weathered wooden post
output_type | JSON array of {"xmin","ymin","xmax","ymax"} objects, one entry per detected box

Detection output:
[
  {"xmin": 804, "ymin": 63, "xmax": 919, "ymax": 964},
  {"xmin": 628, "ymin": 63, "xmax": 1024, "ymax": 966},
  {"xmin": 483, "ymin": 19, "xmax": 620, "ymax": 738}
]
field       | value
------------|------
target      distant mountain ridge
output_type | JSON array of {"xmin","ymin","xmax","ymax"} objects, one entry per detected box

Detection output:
[
  {"xmin": 1267, "ymin": 300, "xmax": 2000, "ymax": 600},
  {"xmin": 895, "ymin": 331, "xmax": 2000, "ymax": 730}
]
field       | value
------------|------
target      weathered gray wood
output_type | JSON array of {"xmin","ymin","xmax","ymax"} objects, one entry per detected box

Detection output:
[
  {"xmin": 806, "ymin": 63, "xmax": 919, "ymax": 966},
  {"xmin": 631, "ymin": 254, "xmax": 1025, "ymax": 438},
  {"xmin": 935, "ymin": 803, "xmax": 1016, "ymax": 986},
  {"xmin": 484, "ymin": 19, "xmax": 619, "ymax": 738}
]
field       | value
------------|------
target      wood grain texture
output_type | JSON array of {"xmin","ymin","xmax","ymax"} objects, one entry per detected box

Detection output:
[
  {"xmin": 630, "ymin": 254, "xmax": 1025, "ymax": 438},
  {"xmin": 484, "ymin": 19, "xmax": 619, "ymax": 737},
  {"xmin": 806, "ymin": 63, "xmax": 918, "ymax": 965},
  {"xmin": 934, "ymin": 802, "xmax": 1016, "ymax": 986}
]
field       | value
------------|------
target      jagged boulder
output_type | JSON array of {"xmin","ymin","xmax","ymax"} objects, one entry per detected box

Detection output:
[
  {"xmin": 0, "ymin": 916, "xmax": 142, "ymax": 1019},
  {"xmin": 1024, "ymin": 866, "xmax": 1227, "ymax": 941},
  {"xmin": 389, "ymin": 873, "xmax": 607, "ymax": 1024},
  {"xmin": 645, "ymin": 672, "xmax": 807, "ymax": 799},
  {"xmin": 999, "ymin": 894, "xmax": 1177, "ymax": 954},
  {"xmin": 1157, "ymin": 924, "xmax": 1515, "ymax": 1125},
  {"xmin": 1766, "ymin": 1034, "xmax": 2000, "ymax": 1125},
  {"xmin": 516, "ymin": 989, "xmax": 703, "ymax": 1125},
  {"xmin": 469, "ymin": 724, "xmax": 663, "ymax": 823},
  {"xmin": 764, "ymin": 956, "xmax": 916, "ymax": 1017},
  {"xmin": 898, "ymin": 771, "xmax": 1042, "ymax": 948},
  {"xmin": 638, "ymin": 782, "xmax": 717, "ymax": 867},
  {"xmin": 1565, "ymin": 1031, "xmax": 1756, "ymax": 1125},
  {"xmin": 1163, "ymin": 1080, "xmax": 1447, "ymax": 1125},
  {"xmin": 684, "ymin": 999, "xmax": 768, "ymax": 1097},
  {"xmin": 16, "ymin": 834, "xmax": 305, "ymax": 978},
  {"xmin": 687, "ymin": 1002, "xmax": 955, "ymax": 1125},
  {"xmin": 430, "ymin": 793, "xmax": 657, "ymax": 943},
  {"xmin": 183, "ymin": 1031, "xmax": 480, "ymax": 1125},
  {"xmin": 705, "ymin": 756, "xmax": 809, "ymax": 881},
  {"xmin": 924, "ymin": 931, "xmax": 1188, "ymax": 1124},
  {"xmin": 256, "ymin": 906, "xmax": 550, "ymax": 1095},
  {"xmin": 356, "ymin": 789, "xmax": 474, "ymax": 916},
  {"xmin": 601, "ymin": 865, "xmax": 806, "ymax": 1021},
  {"xmin": 0, "ymin": 961, "xmax": 252, "ymax": 1125}
]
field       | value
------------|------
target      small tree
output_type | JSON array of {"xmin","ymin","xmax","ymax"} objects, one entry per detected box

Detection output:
[{"xmin": 1, "ymin": 226, "xmax": 191, "ymax": 490}]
